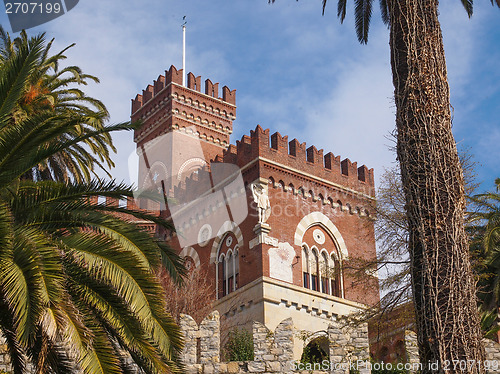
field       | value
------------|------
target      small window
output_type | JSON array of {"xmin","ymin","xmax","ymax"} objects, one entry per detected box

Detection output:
[
  {"xmin": 311, "ymin": 274, "xmax": 318, "ymax": 291},
  {"xmin": 321, "ymin": 277, "xmax": 329, "ymax": 294}
]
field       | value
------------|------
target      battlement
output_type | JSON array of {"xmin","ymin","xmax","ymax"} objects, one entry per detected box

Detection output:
[
  {"xmin": 131, "ymin": 65, "xmax": 236, "ymax": 115},
  {"xmin": 173, "ymin": 164, "xmax": 213, "ymax": 202},
  {"xmin": 222, "ymin": 125, "xmax": 375, "ymax": 194}
]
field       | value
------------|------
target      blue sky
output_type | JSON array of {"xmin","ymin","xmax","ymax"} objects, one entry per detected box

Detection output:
[{"xmin": 1, "ymin": 0, "xmax": 499, "ymax": 192}]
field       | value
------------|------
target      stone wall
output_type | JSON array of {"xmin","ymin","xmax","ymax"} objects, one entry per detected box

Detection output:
[
  {"xmin": 0, "ymin": 337, "xmax": 10, "ymax": 374},
  {"xmin": 329, "ymin": 321, "xmax": 370, "ymax": 374},
  {"xmin": 484, "ymin": 338, "xmax": 500, "ymax": 367},
  {"xmin": 179, "ymin": 311, "xmax": 370, "ymax": 374},
  {"xmin": 5, "ymin": 317, "xmax": 500, "ymax": 373},
  {"xmin": 404, "ymin": 330, "xmax": 500, "ymax": 374},
  {"xmin": 0, "ymin": 310, "xmax": 369, "ymax": 374}
]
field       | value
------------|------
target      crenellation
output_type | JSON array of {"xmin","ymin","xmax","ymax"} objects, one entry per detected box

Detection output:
[
  {"xmin": 128, "ymin": 63, "xmax": 381, "ymax": 374},
  {"xmin": 357, "ymin": 165, "xmax": 370, "ymax": 183},
  {"xmin": 205, "ymin": 79, "xmax": 220, "ymax": 98},
  {"xmin": 238, "ymin": 134, "xmax": 252, "ymax": 146},
  {"xmin": 142, "ymin": 84, "xmax": 154, "ymax": 103},
  {"xmin": 131, "ymin": 65, "xmax": 236, "ymax": 116},
  {"xmin": 288, "ymin": 138, "xmax": 306, "ymax": 158},
  {"xmin": 106, "ymin": 196, "xmax": 119, "ymax": 207},
  {"xmin": 131, "ymin": 93, "xmax": 143, "ymax": 114},
  {"xmin": 223, "ymin": 125, "xmax": 374, "ymax": 194},
  {"xmin": 223, "ymin": 86, "xmax": 236, "ymax": 105},
  {"xmin": 166, "ymin": 64, "xmax": 183, "ymax": 85},
  {"xmin": 306, "ymin": 145, "xmax": 323, "ymax": 164},
  {"xmin": 175, "ymin": 312, "xmax": 372, "ymax": 374},
  {"xmin": 188, "ymin": 72, "xmax": 202, "ymax": 92},
  {"xmin": 126, "ymin": 196, "xmax": 139, "ymax": 211},
  {"xmin": 270, "ymin": 131, "xmax": 288, "ymax": 152},
  {"xmin": 153, "ymin": 74, "xmax": 165, "ymax": 94},
  {"xmin": 340, "ymin": 158, "xmax": 351, "ymax": 176},
  {"xmin": 250, "ymin": 125, "xmax": 270, "ymax": 153},
  {"xmin": 222, "ymin": 144, "xmax": 238, "ymax": 163},
  {"xmin": 324, "ymin": 152, "xmax": 340, "ymax": 171}
]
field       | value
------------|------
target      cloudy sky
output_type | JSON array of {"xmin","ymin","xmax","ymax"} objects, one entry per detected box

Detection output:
[{"xmin": 1, "ymin": 0, "xmax": 499, "ymax": 192}]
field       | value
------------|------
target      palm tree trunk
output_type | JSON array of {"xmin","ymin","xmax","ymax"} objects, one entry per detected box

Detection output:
[{"xmin": 387, "ymin": 0, "xmax": 485, "ymax": 372}]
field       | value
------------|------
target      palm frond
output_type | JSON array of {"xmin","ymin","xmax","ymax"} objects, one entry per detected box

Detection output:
[
  {"xmin": 0, "ymin": 33, "xmax": 44, "ymax": 119},
  {"xmin": 380, "ymin": 0, "xmax": 390, "ymax": 25},
  {"xmin": 0, "ymin": 28, "xmax": 185, "ymax": 372},
  {"xmin": 0, "ymin": 303, "xmax": 26, "ymax": 374},
  {"xmin": 354, "ymin": 0, "xmax": 373, "ymax": 44},
  {"xmin": 460, "ymin": 0, "xmax": 474, "ymax": 17},
  {"xmin": 336, "ymin": 0, "xmax": 347, "ymax": 22}
]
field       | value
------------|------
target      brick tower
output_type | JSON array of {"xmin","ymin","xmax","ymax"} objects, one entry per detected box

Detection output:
[
  {"xmin": 131, "ymin": 65, "xmax": 236, "ymax": 195},
  {"xmin": 131, "ymin": 67, "xmax": 380, "ymax": 360}
]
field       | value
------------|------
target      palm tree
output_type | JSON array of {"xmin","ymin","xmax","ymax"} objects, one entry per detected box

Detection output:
[
  {"xmin": 469, "ymin": 179, "xmax": 500, "ymax": 338},
  {"xmin": 0, "ymin": 26, "xmax": 116, "ymax": 183},
  {"xmin": 0, "ymin": 32, "xmax": 186, "ymax": 373},
  {"xmin": 269, "ymin": 0, "xmax": 499, "ymax": 371}
]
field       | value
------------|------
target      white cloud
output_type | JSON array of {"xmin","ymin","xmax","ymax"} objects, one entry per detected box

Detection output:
[
  {"xmin": 1, "ymin": 0, "xmax": 495, "ymax": 188},
  {"xmin": 303, "ymin": 29, "xmax": 395, "ymax": 186}
]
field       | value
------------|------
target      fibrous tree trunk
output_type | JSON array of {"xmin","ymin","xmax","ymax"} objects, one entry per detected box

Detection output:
[{"xmin": 388, "ymin": 0, "xmax": 485, "ymax": 372}]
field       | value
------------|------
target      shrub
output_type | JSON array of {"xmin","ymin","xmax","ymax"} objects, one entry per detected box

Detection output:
[
  {"xmin": 224, "ymin": 328, "xmax": 254, "ymax": 362},
  {"xmin": 301, "ymin": 339, "xmax": 329, "ymax": 365}
]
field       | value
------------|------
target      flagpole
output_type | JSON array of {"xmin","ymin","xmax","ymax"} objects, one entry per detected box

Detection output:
[{"xmin": 182, "ymin": 17, "xmax": 186, "ymax": 86}]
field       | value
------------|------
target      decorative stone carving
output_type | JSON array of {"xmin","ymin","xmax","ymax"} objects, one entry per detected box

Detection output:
[
  {"xmin": 249, "ymin": 225, "xmax": 276, "ymax": 249},
  {"xmin": 312, "ymin": 229, "xmax": 325, "ymax": 245},
  {"xmin": 268, "ymin": 242, "xmax": 295, "ymax": 283},
  {"xmin": 251, "ymin": 182, "xmax": 271, "ymax": 224},
  {"xmin": 198, "ymin": 223, "xmax": 212, "ymax": 247}
]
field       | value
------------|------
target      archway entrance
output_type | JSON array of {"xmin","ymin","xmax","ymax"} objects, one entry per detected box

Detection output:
[{"xmin": 300, "ymin": 336, "xmax": 329, "ymax": 365}]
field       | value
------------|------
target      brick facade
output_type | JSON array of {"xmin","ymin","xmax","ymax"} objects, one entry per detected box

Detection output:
[{"xmin": 132, "ymin": 65, "xmax": 380, "ymax": 360}]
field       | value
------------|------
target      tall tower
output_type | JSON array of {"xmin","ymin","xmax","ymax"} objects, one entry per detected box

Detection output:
[
  {"xmin": 130, "ymin": 65, "xmax": 379, "ymax": 361},
  {"xmin": 131, "ymin": 65, "xmax": 236, "ymax": 194}
]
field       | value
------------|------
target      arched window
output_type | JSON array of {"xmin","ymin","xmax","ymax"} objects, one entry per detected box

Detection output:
[
  {"xmin": 234, "ymin": 249, "xmax": 240, "ymax": 290},
  {"xmin": 320, "ymin": 252, "xmax": 329, "ymax": 294},
  {"xmin": 216, "ymin": 233, "xmax": 240, "ymax": 299},
  {"xmin": 218, "ymin": 253, "xmax": 226, "ymax": 299},
  {"xmin": 184, "ymin": 256, "xmax": 196, "ymax": 272},
  {"xmin": 310, "ymin": 248, "xmax": 319, "ymax": 291},
  {"xmin": 302, "ymin": 246, "xmax": 310, "ymax": 289},
  {"xmin": 227, "ymin": 251, "xmax": 234, "ymax": 294},
  {"xmin": 330, "ymin": 253, "xmax": 341, "ymax": 297},
  {"xmin": 300, "ymin": 224, "xmax": 344, "ymax": 298}
]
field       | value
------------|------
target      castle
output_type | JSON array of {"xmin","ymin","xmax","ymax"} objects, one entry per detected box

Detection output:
[{"xmin": 131, "ymin": 65, "xmax": 380, "ymax": 361}]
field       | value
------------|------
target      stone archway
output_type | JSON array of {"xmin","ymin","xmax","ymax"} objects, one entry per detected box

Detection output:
[{"xmin": 301, "ymin": 333, "xmax": 329, "ymax": 366}]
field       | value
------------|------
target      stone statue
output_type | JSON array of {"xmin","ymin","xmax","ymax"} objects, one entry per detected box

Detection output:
[{"xmin": 251, "ymin": 182, "xmax": 271, "ymax": 223}]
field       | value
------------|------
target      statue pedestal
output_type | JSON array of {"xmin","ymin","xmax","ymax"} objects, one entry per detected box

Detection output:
[
  {"xmin": 253, "ymin": 223, "xmax": 271, "ymax": 236},
  {"xmin": 249, "ymin": 223, "xmax": 277, "ymax": 249}
]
